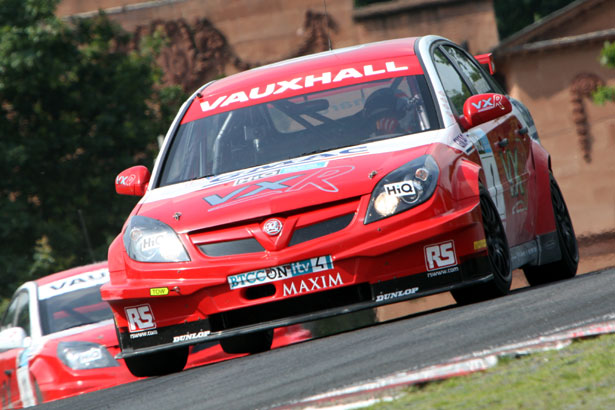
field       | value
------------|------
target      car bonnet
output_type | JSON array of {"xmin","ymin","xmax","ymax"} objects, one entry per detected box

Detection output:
[{"xmin": 136, "ymin": 135, "xmax": 437, "ymax": 233}]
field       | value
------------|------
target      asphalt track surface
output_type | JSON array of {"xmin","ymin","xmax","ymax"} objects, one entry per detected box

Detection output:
[{"xmin": 41, "ymin": 267, "xmax": 615, "ymax": 410}]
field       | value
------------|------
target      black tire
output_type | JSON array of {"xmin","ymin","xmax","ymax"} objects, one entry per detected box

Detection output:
[
  {"xmin": 124, "ymin": 346, "xmax": 189, "ymax": 377},
  {"xmin": 452, "ymin": 185, "xmax": 512, "ymax": 305},
  {"xmin": 523, "ymin": 174, "xmax": 578, "ymax": 285},
  {"xmin": 220, "ymin": 329, "xmax": 274, "ymax": 354}
]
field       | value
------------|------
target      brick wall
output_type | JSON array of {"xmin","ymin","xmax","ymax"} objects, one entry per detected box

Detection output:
[{"xmin": 58, "ymin": 0, "xmax": 498, "ymax": 65}]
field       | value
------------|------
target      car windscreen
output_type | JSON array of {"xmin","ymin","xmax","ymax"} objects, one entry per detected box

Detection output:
[
  {"xmin": 38, "ymin": 285, "xmax": 113, "ymax": 335},
  {"xmin": 158, "ymin": 75, "xmax": 439, "ymax": 187}
]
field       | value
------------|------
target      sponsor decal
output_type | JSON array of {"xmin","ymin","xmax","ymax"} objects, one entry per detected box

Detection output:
[
  {"xmin": 207, "ymin": 146, "xmax": 365, "ymax": 188},
  {"xmin": 427, "ymin": 266, "xmax": 460, "ymax": 278},
  {"xmin": 263, "ymin": 218, "xmax": 283, "ymax": 236},
  {"xmin": 150, "ymin": 287, "xmax": 169, "ymax": 296},
  {"xmin": 116, "ymin": 174, "xmax": 136, "ymax": 186},
  {"xmin": 205, "ymin": 165, "xmax": 354, "ymax": 210},
  {"xmin": 199, "ymin": 61, "xmax": 410, "ymax": 113},
  {"xmin": 473, "ymin": 239, "xmax": 487, "ymax": 250},
  {"xmin": 232, "ymin": 161, "xmax": 328, "ymax": 186},
  {"xmin": 470, "ymin": 95, "xmax": 507, "ymax": 113},
  {"xmin": 466, "ymin": 128, "xmax": 506, "ymax": 222},
  {"xmin": 228, "ymin": 255, "xmax": 334, "ymax": 290},
  {"xmin": 173, "ymin": 330, "xmax": 211, "ymax": 343},
  {"xmin": 143, "ymin": 138, "xmax": 441, "ymax": 205},
  {"xmin": 512, "ymin": 199, "xmax": 528, "ymax": 215},
  {"xmin": 453, "ymin": 133, "xmax": 474, "ymax": 155},
  {"xmin": 282, "ymin": 272, "xmax": 344, "ymax": 296},
  {"xmin": 38, "ymin": 268, "xmax": 109, "ymax": 300},
  {"xmin": 129, "ymin": 330, "xmax": 159, "ymax": 339},
  {"xmin": 125, "ymin": 304, "xmax": 156, "ymax": 333},
  {"xmin": 383, "ymin": 181, "xmax": 416, "ymax": 197},
  {"xmin": 501, "ymin": 149, "xmax": 525, "ymax": 198},
  {"xmin": 375, "ymin": 287, "xmax": 419, "ymax": 302},
  {"xmin": 424, "ymin": 240, "xmax": 457, "ymax": 271}
]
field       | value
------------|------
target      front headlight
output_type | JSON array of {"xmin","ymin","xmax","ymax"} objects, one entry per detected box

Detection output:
[
  {"xmin": 57, "ymin": 342, "xmax": 119, "ymax": 370},
  {"xmin": 365, "ymin": 155, "xmax": 439, "ymax": 224},
  {"xmin": 123, "ymin": 215, "xmax": 190, "ymax": 262}
]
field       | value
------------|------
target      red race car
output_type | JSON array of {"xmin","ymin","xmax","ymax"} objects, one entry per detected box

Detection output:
[
  {"xmin": 0, "ymin": 262, "xmax": 136, "ymax": 407},
  {"xmin": 104, "ymin": 35, "xmax": 578, "ymax": 377},
  {"xmin": 0, "ymin": 263, "xmax": 310, "ymax": 407}
]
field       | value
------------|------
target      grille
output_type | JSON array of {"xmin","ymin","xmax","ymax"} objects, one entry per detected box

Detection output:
[
  {"xmin": 198, "ymin": 237, "xmax": 264, "ymax": 257},
  {"xmin": 197, "ymin": 213, "xmax": 354, "ymax": 257},
  {"xmin": 289, "ymin": 213, "xmax": 354, "ymax": 246}
]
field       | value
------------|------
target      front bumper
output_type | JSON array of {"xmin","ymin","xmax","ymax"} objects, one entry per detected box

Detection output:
[
  {"xmin": 104, "ymin": 188, "xmax": 490, "ymax": 358},
  {"xmin": 115, "ymin": 254, "xmax": 490, "ymax": 358}
]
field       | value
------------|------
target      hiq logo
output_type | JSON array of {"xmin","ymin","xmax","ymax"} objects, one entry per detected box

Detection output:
[
  {"xmin": 384, "ymin": 181, "xmax": 416, "ymax": 197},
  {"xmin": 125, "ymin": 304, "xmax": 156, "ymax": 333},
  {"xmin": 424, "ymin": 240, "xmax": 457, "ymax": 271}
]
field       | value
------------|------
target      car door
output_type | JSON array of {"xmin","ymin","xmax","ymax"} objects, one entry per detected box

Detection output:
[{"xmin": 432, "ymin": 43, "xmax": 534, "ymax": 246}]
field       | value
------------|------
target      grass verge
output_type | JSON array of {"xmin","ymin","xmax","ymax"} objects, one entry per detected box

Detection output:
[{"xmin": 367, "ymin": 334, "xmax": 615, "ymax": 409}]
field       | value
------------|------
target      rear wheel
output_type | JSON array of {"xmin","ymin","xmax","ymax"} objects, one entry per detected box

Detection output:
[
  {"xmin": 452, "ymin": 185, "xmax": 512, "ymax": 305},
  {"xmin": 124, "ymin": 346, "xmax": 189, "ymax": 377},
  {"xmin": 523, "ymin": 174, "xmax": 578, "ymax": 285},
  {"xmin": 220, "ymin": 329, "xmax": 274, "ymax": 354}
]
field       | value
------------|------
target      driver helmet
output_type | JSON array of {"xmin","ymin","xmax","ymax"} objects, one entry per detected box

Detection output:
[{"xmin": 363, "ymin": 88, "xmax": 412, "ymax": 134}]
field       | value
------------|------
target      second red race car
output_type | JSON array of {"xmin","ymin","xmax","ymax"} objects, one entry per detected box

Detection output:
[
  {"xmin": 0, "ymin": 263, "xmax": 310, "ymax": 407},
  {"xmin": 103, "ymin": 35, "xmax": 578, "ymax": 377}
]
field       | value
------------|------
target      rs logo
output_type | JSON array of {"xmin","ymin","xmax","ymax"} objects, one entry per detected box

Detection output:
[
  {"xmin": 125, "ymin": 304, "xmax": 156, "ymax": 332},
  {"xmin": 424, "ymin": 241, "xmax": 457, "ymax": 271}
]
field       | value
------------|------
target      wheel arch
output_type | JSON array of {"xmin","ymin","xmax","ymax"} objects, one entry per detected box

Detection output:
[
  {"xmin": 450, "ymin": 157, "xmax": 484, "ymax": 202},
  {"xmin": 531, "ymin": 142, "xmax": 557, "ymax": 235}
]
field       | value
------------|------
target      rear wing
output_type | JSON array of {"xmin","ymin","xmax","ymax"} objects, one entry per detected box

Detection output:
[{"xmin": 474, "ymin": 53, "xmax": 495, "ymax": 75}]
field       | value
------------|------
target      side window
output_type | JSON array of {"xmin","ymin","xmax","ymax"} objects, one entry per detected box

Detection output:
[
  {"xmin": 1, "ymin": 296, "xmax": 19, "ymax": 330},
  {"xmin": 432, "ymin": 48, "xmax": 471, "ymax": 116},
  {"xmin": 1, "ymin": 291, "xmax": 29, "ymax": 335},
  {"xmin": 442, "ymin": 46, "xmax": 494, "ymax": 94},
  {"xmin": 16, "ymin": 292, "xmax": 30, "ymax": 337}
]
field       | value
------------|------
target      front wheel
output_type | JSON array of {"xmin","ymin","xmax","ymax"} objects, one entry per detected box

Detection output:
[
  {"xmin": 452, "ymin": 185, "xmax": 512, "ymax": 305},
  {"xmin": 124, "ymin": 346, "xmax": 189, "ymax": 377},
  {"xmin": 523, "ymin": 174, "xmax": 578, "ymax": 285},
  {"xmin": 220, "ymin": 329, "xmax": 273, "ymax": 354}
]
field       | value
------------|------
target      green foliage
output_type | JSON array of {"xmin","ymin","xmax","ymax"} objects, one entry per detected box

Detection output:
[
  {"xmin": 0, "ymin": 0, "xmax": 185, "ymax": 298},
  {"xmin": 0, "ymin": 297, "xmax": 8, "ymax": 318},
  {"xmin": 593, "ymin": 41, "xmax": 615, "ymax": 105},
  {"xmin": 493, "ymin": 0, "xmax": 578, "ymax": 40}
]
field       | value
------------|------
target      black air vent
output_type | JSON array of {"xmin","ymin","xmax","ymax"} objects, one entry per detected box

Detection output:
[
  {"xmin": 209, "ymin": 283, "xmax": 372, "ymax": 331},
  {"xmin": 198, "ymin": 237, "xmax": 265, "ymax": 257},
  {"xmin": 289, "ymin": 213, "xmax": 354, "ymax": 247}
]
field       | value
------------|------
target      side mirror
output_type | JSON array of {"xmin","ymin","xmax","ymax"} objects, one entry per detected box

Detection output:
[
  {"xmin": 0, "ymin": 327, "xmax": 27, "ymax": 351},
  {"xmin": 474, "ymin": 53, "xmax": 495, "ymax": 75},
  {"xmin": 115, "ymin": 166, "xmax": 151, "ymax": 196},
  {"xmin": 460, "ymin": 93, "xmax": 512, "ymax": 129}
]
